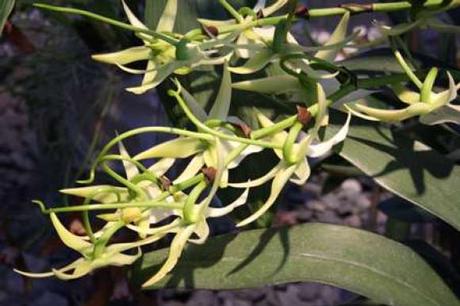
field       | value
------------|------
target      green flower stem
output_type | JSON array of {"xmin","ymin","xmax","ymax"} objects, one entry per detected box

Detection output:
[
  {"xmin": 169, "ymin": 89, "xmax": 284, "ymax": 149},
  {"xmin": 283, "ymin": 121, "xmax": 304, "ymax": 164},
  {"xmin": 79, "ymin": 126, "xmax": 213, "ymax": 184},
  {"xmin": 251, "ymin": 115, "xmax": 298, "ymax": 139},
  {"xmin": 421, "ymin": 67, "xmax": 438, "ymax": 103},
  {"xmin": 101, "ymin": 161, "xmax": 147, "ymax": 201},
  {"xmin": 170, "ymin": 173, "xmax": 206, "ymax": 193},
  {"xmin": 183, "ymin": 180, "xmax": 208, "ymax": 223},
  {"xmin": 33, "ymin": 3, "xmax": 180, "ymax": 46},
  {"xmin": 219, "ymin": 0, "xmax": 243, "ymax": 22},
  {"xmin": 218, "ymin": 0, "xmax": 452, "ymax": 34},
  {"xmin": 394, "ymin": 50, "xmax": 423, "ymax": 88},
  {"xmin": 43, "ymin": 200, "xmax": 184, "ymax": 214}
]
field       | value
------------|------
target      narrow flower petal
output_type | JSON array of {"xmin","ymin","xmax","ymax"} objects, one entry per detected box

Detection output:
[
  {"xmin": 188, "ymin": 219, "xmax": 209, "ymax": 244},
  {"xmin": 142, "ymin": 224, "xmax": 196, "ymax": 287},
  {"xmin": 180, "ymin": 86, "xmax": 208, "ymax": 122},
  {"xmin": 308, "ymin": 112, "xmax": 351, "ymax": 158},
  {"xmin": 197, "ymin": 18, "xmax": 236, "ymax": 27},
  {"xmin": 237, "ymin": 164, "xmax": 297, "ymax": 227},
  {"xmin": 50, "ymin": 213, "xmax": 92, "ymax": 253},
  {"xmin": 228, "ymin": 161, "xmax": 283, "ymax": 188},
  {"xmin": 148, "ymin": 158, "xmax": 175, "ymax": 177},
  {"xmin": 290, "ymin": 158, "xmax": 311, "ymax": 185},
  {"xmin": 134, "ymin": 137, "xmax": 203, "ymax": 160},
  {"xmin": 126, "ymin": 62, "xmax": 178, "ymax": 94},
  {"xmin": 91, "ymin": 46, "xmax": 151, "ymax": 65},
  {"xmin": 392, "ymin": 85, "xmax": 420, "ymax": 104},
  {"xmin": 262, "ymin": 0, "xmax": 288, "ymax": 16},
  {"xmin": 209, "ymin": 62, "xmax": 232, "ymax": 120},
  {"xmin": 118, "ymin": 141, "xmax": 138, "ymax": 180},
  {"xmin": 53, "ymin": 260, "xmax": 92, "ymax": 280},
  {"xmin": 106, "ymin": 248, "xmax": 142, "ymax": 266},
  {"xmin": 121, "ymin": 0, "xmax": 148, "ymax": 30},
  {"xmin": 232, "ymin": 75, "xmax": 301, "ymax": 94},
  {"xmin": 156, "ymin": 0, "xmax": 178, "ymax": 32},
  {"xmin": 315, "ymin": 12, "xmax": 350, "ymax": 61},
  {"xmin": 207, "ymin": 187, "xmax": 250, "ymax": 217},
  {"xmin": 348, "ymin": 103, "xmax": 432, "ymax": 122},
  {"xmin": 60, "ymin": 185, "xmax": 128, "ymax": 203},
  {"xmin": 173, "ymin": 155, "xmax": 205, "ymax": 184},
  {"xmin": 229, "ymin": 49, "xmax": 274, "ymax": 74}
]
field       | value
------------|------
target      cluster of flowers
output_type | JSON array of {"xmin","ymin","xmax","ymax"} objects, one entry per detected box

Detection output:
[{"xmin": 18, "ymin": 0, "xmax": 460, "ymax": 287}]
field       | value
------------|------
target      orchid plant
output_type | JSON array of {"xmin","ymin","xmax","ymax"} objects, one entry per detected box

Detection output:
[{"xmin": 14, "ymin": 0, "xmax": 460, "ymax": 294}]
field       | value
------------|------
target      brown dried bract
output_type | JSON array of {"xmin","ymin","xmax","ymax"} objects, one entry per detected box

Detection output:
[
  {"xmin": 256, "ymin": 10, "xmax": 265, "ymax": 19},
  {"xmin": 159, "ymin": 176, "xmax": 172, "ymax": 191},
  {"xmin": 235, "ymin": 122, "xmax": 252, "ymax": 138},
  {"xmin": 296, "ymin": 106, "xmax": 312, "ymax": 125},
  {"xmin": 201, "ymin": 25, "xmax": 219, "ymax": 38},
  {"xmin": 202, "ymin": 167, "xmax": 217, "ymax": 183},
  {"xmin": 294, "ymin": 5, "xmax": 309, "ymax": 18}
]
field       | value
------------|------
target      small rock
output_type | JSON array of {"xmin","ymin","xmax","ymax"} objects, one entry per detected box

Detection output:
[
  {"xmin": 317, "ymin": 211, "xmax": 339, "ymax": 224},
  {"xmin": 297, "ymin": 283, "xmax": 321, "ymax": 301},
  {"xmin": 35, "ymin": 292, "xmax": 68, "ymax": 306},
  {"xmin": 276, "ymin": 285, "xmax": 304, "ymax": 306},
  {"xmin": 187, "ymin": 290, "xmax": 217, "ymax": 306},
  {"xmin": 344, "ymin": 215, "xmax": 362, "ymax": 228},
  {"xmin": 233, "ymin": 288, "xmax": 266, "ymax": 302},
  {"xmin": 341, "ymin": 179, "xmax": 362, "ymax": 194}
]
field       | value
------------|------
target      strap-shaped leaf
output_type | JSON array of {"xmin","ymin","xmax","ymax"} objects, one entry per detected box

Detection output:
[
  {"xmin": 332, "ymin": 119, "xmax": 460, "ymax": 231},
  {"xmin": 133, "ymin": 223, "xmax": 460, "ymax": 306},
  {"xmin": 0, "ymin": 0, "xmax": 14, "ymax": 36}
]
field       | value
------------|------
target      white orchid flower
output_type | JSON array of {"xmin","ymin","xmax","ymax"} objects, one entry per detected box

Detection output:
[
  {"xmin": 92, "ymin": 0, "xmax": 232, "ymax": 94},
  {"xmin": 133, "ymin": 64, "xmax": 262, "ymax": 187},
  {"xmin": 229, "ymin": 83, "xmax": 351, "ymax": 227},
  {"xmin": 346, "ymin": 51, "xmax": 460, "ymax": 124}
]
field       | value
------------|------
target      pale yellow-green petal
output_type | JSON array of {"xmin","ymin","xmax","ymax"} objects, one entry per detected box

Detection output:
[
  {"xmin": 350, "ymin": 103, "xmax": 432, "ymax": 122},
  {"xmin": 53, "ymin": 260, "xmax": 92, "ymax": 280},
  {"xmin": 207, "ymin": 187, "xmax": 250, "ymax": 217},
  {"xmin": 156, "ymin": 0, "xmax": 178, "ymax": 32},
  {"xmin": 262, "ymin": 0, "xmax": 288, "ymax": 16},
  {"xmin": 50, "ymin": 213, "xmax": 92, "ymax": 253},
  {"xmin": 59, "ymin": 185, "xmax": 128, "ymax": 203},
  {"xmin": 228, "ymin": 160, "xmax": 283, "ymax": 188},
  {"xmin": 229, "ymin": 49, "xmax": 274, "ymax": 74},
  {"xmin": 148, "ymin": 158, "xmax": 176, "ymax": 177},
  {"xmin": 209, "ymin": 62, "xmax": 232, "ymax": 120},
  {"xmin": 237, "ymin": 164, "xmax": 297, "ymax": 227},
  {"xmin": 392, "ymin": 85, "xmax": 420, "ymax": 104},
  {"xmin": 121, "ymin": 0, "xmax": 148, "ymax": 30},
  {"xmin": 290, "ymin": 159, "xmax": 311, "ymax": 185},
  {"xmin": 232, "ymin": 75, "xmax": 301, "ymax": 94},
  {"xmin": 188, "ymin": 219, "xmax": 209, "ymax": 244},
  {"xmin": 180, "ymin": 85, "xmax": 207, "ymax": 122},
  {"xmin": 92, "ymin": 46, "xmax": 151, "ymax": 65},
  {"xmin": 142, "ymin": 224, "xmax": 196, "ymax": 287},
  {"xmin": 134, "ymin": 137, "xmax": 203, "ymax": 160},
  {"xmin": 118, "ymin": 141, "xmax": 139, "ymax": 180},
  {"xmin": 308, "ymin": 112, "xmax": 351, "ymax": 158},
  {"xmin": 173, "ymin": 155, "xmax": 205, "ymax": 185},
  {"xmin": 315, "ymin": 12, "xmax": 350, "ymax": 61}
]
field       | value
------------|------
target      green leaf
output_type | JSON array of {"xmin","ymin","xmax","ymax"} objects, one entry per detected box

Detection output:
[
  {"xmin": 133, "ymin": 223, "xmax": 459, "ymax": 306},
  {"xmin": 0, "ymin": 0, "xmax": 14, "ymax": 36},
  {"xmin": 333, "ymin": 119, "xmax": 460, "ymax": 230}
]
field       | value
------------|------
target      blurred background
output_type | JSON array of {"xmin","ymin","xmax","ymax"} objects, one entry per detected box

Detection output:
[{"xmin": 1, "ymin": 1, "xmax": 460, "ymax": 305}]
